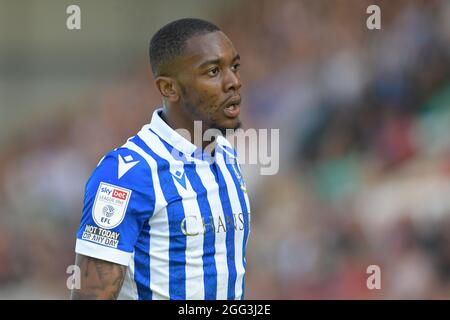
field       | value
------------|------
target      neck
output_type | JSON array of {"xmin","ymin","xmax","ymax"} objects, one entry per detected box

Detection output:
[{"xmin": 161, "ymin": 105, "xmax": 216, "ymax": 151}]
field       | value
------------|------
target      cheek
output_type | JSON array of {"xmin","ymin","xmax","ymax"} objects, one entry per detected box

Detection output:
[
  {"xmin": 184, "ymin": 79, "xmax": 223, "ymax": 117},
  {"xmin": 203, "ymin": 91, "xmax": 221, "ymax": 111},
  {"xmin": 195, "ymin": 87, "xmax": 222, "ymax": 116}
]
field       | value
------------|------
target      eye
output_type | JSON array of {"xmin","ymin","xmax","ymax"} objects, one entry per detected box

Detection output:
[
  {"xmin": 207, "ymin": 67, "xmax": 219, "ymax": 77},
  {"xmin": 231, "ymin": 63, "xmax": 240, "ymax": 72}
]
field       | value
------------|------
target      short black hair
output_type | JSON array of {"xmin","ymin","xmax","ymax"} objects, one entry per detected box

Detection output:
[{"xmin": 149, "ymin": 18, "xmax": 220, "ymax": 77}]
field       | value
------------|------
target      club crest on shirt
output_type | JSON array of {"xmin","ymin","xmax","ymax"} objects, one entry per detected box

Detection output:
[
  {"xmin": 230, "ymin": 160, "xmax": 247, "ymax": 193},
  {"xmin": 92, "ymin": 182, "xmax": 131, "ymax": 229},
  {"xmin": 218, "ymin": 144, "xmax": 247, "ymax": 193}
]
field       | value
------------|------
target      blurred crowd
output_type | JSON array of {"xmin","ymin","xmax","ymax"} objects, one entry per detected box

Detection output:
[{"xmin": 1, "ymin": 0, "xmax": 450, "ymax": 299}]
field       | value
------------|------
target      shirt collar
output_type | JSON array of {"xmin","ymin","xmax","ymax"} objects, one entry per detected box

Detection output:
[
  {"xmin": 148, "ymin": 108, "xmax": 198, "ymax": 156},
  {"xmin": 147, "ymin": 107, "xmax": 235, "ymax": 159}
]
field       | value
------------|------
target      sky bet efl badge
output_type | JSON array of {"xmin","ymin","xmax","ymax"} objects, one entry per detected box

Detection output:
[{"xmin": 92, "ymin": 182, "xmax": 131, "ymax": 229}]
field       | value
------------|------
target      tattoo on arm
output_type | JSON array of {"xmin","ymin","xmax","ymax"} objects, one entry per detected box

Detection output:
[{"xmin": 70, "ymin": 254, "xmax": 126, "ymax": 300}]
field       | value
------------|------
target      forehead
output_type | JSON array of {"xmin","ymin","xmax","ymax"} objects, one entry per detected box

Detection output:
[{"xmin": 182, "ymin": 31, "xmax": 237, "ymax": 66}]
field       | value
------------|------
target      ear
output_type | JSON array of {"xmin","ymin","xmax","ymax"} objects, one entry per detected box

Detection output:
[{"xmin": 155, "ymin": 77, "xmax": 180, "ymax": 103}]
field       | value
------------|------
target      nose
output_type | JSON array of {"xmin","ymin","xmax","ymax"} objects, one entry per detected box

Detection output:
[{"xmin": 223, "ymin": 68, "xmax": 242, "ymax": 92}]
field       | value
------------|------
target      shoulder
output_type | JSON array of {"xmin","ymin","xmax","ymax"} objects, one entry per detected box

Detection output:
[{"xmin": 86, "ymin": 146, "xmax": 155, "ymax": 195}]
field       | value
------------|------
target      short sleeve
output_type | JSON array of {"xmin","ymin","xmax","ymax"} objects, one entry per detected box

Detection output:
[{"xmin": 75, "ymin": 147, "xmax": 155, "ymax": 266}]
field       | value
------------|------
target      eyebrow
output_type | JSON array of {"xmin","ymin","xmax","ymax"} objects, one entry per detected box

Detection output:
[{"xmin": 198, "ymin": 53, "xmax": 240, "ymax": 69}]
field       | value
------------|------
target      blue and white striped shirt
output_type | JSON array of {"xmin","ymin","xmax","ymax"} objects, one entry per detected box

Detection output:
[{"xmin": 75, "ymin": 108, "xmax": 251, "ymax": 300}]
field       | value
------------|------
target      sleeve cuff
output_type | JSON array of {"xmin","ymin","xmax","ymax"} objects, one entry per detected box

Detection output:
[{"xmin": 75, "ymin": 239, "xmax": 132, "ymax": 266}]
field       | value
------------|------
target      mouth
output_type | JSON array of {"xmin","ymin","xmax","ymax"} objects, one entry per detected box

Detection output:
[{"xmin": 223, "ymin": 95, "xmax": 241, "ymax": 118}]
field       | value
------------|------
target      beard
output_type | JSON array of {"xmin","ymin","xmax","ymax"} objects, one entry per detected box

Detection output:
[
  {"xmin": 210, "ymin": 119, "xmax": 242, "ymax": 136},
  {"xmin": 179, "ymin": 84, "xmax": 242, "ymax": 136}
]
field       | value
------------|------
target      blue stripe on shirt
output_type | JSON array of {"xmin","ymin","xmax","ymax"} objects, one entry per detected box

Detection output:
[
  {"xmin": 134, "ymin": 222, "xmax": 152, "ymax": 300},
  {"xmin": 213, "ymin": 148, "xmax": 237, "ymax": 300},
  {"xmin": 221, "ymin": 148, "xmax": 249, "ymax": 300},
  {"xmin": 130, "ymin": 135, "xmax": 187, "ymax": 300},
  {"xmin": 158, "ymin": 139, "xmax": 219, "ymax": 300}
]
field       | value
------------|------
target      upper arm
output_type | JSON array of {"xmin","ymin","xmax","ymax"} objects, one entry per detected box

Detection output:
[
  {"xmin": 70, "ymin": 254, "xmax": 126, "ymax": 300},
  {"xmin": 75, "ymin": 147, "xmax": 156, "ymax": 261},
  {"xmin": 72, "ymin": 148, "xmax": 156, "ymax": 299}
]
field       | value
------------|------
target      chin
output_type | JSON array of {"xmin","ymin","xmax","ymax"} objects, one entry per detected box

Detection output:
[{"xmin": 210, "ymin": 118, "xmax": 241, "ymax": 136}]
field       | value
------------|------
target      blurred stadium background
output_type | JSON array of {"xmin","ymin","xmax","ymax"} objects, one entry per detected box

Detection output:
[{"xmin": 1, "ymin": 0, "xmax": 450, "ymax": 299}]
